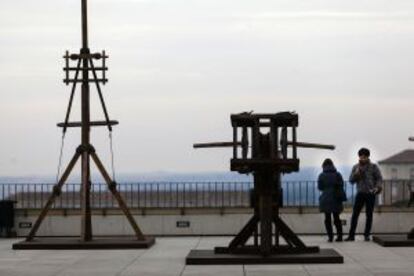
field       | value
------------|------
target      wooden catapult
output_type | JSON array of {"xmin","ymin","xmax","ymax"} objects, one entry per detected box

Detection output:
[
  {"xmin": 373, "ymin": 136, "xmax": 414, "ymax": 247},
  {"xmin": 13, "ymin": 0, "xmax": 154, "ymax": 249},
  {"xmin": 186, "ymin": 112, "xmax": 343, "ymax": 264}
]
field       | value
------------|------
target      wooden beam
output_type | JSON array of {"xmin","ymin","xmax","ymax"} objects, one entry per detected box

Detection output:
[
  {"xmin": 57, "ymin": 120, "xmax": 119, "ymax": 128},
  {"xmin": 26, "ymin": 151, "xmax": 81, "ymax": 241},
  {"xmin": 90, "ymin": 151, "xmax": 145, "ymax": 240}
]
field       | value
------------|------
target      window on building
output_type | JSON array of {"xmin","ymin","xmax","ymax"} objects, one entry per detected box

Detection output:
[
  {"xmin": 410, "ymin": 168, "xmax": 414, "ymax": 180},
  {"xmin": 392, "ymin": 186, "xmax": 398, "ymax": 197},
  {"xmin": 391, "ymin": 168, "xmax": 398, "ymax": 180}
]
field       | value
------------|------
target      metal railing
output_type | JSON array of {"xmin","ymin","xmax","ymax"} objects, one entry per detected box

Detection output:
[{"xmin": 0, "ymin": 180, "xmax": 412, "ymax": 209}]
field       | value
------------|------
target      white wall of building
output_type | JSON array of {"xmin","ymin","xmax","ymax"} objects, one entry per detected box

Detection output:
[{"xmin": 379, "ymin": 163, "xmax": 414, "ymax": 180}]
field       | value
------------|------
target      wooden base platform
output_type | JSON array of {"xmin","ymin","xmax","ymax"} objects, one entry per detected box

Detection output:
[
  {"xmin": 214, "ymin": 245, "xmax": 320, "ymax": 254},
  {"xmin": 12, "ymin": 236, "xmax": 155, "ymax": 250},
  {"xmin": 185, "ymin": 249, "xmax": 344, "ymax": 265},
  {"xmin": 373, "ymin": 235, "xmax": 414, "ymax": 247}
]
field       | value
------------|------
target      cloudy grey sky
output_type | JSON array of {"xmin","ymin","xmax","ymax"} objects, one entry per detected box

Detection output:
[{"xmin": 0, "ymin": 0, "xmax": 413, "ymax": 177}]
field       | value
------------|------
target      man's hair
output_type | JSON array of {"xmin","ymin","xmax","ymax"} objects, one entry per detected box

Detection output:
[{"xmin": 358, "ymin": 147, "xmax": 370, "ymax": 157}]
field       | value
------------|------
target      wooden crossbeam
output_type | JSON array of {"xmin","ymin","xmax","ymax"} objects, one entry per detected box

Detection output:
[{"xmin": 57, "ymin": 120, "xmax": 119, "ymax": 128}]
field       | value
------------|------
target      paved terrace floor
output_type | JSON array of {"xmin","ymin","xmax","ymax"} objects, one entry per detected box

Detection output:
[{"xmin": 0, "ymin": 236, "xmax": 413, "ymax": 276}]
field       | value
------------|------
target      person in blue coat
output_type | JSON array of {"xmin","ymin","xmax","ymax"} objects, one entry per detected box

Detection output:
[{"xmin": 318, "ymin": 158, "xmax": 345, "ymax": 242}]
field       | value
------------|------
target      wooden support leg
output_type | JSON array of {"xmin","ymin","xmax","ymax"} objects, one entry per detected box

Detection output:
[
  {"xmin": 253, "ymin": 223, "xmax": 258, "ymax": 247},
  {"xmin": 228, "ymin": 216, "xmax": 259, "ymax": 250},
  {"xmin": 258, "ymin": 173, "xmax": 273, "ymax": 256},
  {"xmin": 80, "ymin": 151, "xmax": 92, "ymax": 241},
  {"xmin": 274, "ymin": 216, "xmax": 307, "ymax": 249},
  {"xmin": 26, "ymin": 150, "xmax": 81, "ymax": 241},
  {"xmin": 275, "ymin": 222, "xmax": 280, "ymax": 247},
  {"xmin": 260, "ymin": 197, "xmax": 273, "ymax": 255},
  {"xmin": 90, "ymin": 151, "xmax": 145, "ymax": 240}
]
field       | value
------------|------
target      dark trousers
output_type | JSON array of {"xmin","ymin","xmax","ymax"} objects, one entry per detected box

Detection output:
[
  {"xmin": 324, "ymin": 212, "xmax": 342, "ymax": 239},
  {"xmin": 349, "ymin": 192, "xmax": 376, "ymax": 237}
]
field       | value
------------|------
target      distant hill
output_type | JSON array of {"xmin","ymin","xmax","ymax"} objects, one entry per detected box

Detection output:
[
  {"xmin": 0, "ymin": 166, "xmax": 352, "ymax": 183},
  {"xmin": 282, "ymin": 166, "xmax": 351, "ymax": 181}
]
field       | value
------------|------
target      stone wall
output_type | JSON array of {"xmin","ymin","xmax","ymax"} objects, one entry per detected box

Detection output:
[{"xmin": 13, "ymin": 207, "xmax": 414, "ymax": 237}]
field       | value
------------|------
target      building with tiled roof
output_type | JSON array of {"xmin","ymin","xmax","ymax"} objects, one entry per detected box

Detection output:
[
  {"xmin": 379, "ymin": 149, "xmax": 414, "ymax": 180},
  {"xmin": 378, "ymin": 149, "xmax": 414, "ymax": 206}
]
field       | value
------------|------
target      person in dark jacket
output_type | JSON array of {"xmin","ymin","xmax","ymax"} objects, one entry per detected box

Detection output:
[
  {"xmin": 346, "ymin": 147, "xmax": 382, "ymax": 242},
  {"xmin": 318, "ymin": 158, "xmax": 345, "ymax": 242}
]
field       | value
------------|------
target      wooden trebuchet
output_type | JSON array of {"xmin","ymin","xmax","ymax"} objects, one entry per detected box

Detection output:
[{"xmin": 192, "ymin": 112, "xmax": 335, "ymax": 256}]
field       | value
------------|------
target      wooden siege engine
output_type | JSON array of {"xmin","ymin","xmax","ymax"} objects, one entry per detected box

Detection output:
[
  {"xmin": 13, "ymin": 0, "xmax": 154, "ymax": 250},
  {"xmin": 187, "ymin": 112, "xmax": 344, "ymax": 264}
]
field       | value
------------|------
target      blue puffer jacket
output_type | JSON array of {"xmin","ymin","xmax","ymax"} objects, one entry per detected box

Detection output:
[{"xmin": 317, "ymin": 165, "xmax": 344, "ymax": 213}]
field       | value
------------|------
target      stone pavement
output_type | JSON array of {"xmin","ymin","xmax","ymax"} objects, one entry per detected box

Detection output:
[{"xmin": 0, "ymin": 236, "xmax": 413, "ymax": 276}]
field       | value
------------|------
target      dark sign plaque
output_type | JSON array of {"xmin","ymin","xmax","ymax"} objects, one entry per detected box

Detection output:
[
  {"xmin": 176, "ymin": 221, "xmax": 190, "ymax": 228},
  {"xmin": 19, "ymin": 222, "xmax": 32, "ymax": 229}
]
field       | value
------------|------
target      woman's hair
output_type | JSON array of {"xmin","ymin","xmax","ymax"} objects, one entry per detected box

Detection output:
[{"xmin": 322, "ymin": 158, "xmax": 334, "ymax": 168}]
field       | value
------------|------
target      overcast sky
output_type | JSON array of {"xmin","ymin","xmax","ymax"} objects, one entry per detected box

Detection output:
[{"xmin": 0, "ymin": 0, "xmax": 413, "ymax": 177}]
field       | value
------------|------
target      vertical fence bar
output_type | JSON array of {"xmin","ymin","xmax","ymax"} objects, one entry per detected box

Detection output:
[
  {"xmin": 174, "ymin": 183, "xmax": 180, "ymax": 208},
  {"xmin": 33, "ymin": 184, "xmax": 37, "ymax": 208},
  {"xmin": 240, "ymin": 184, "xmax": 243, "ymax": 207},
  {"xmin": 403, "ymin": 180, "xmax": 406, "ymax": 203},
  {"xmin": 169, "ymin": 182, "xmax": 172, "ymax": 208},
  {"xmin": 137, "ymin": 183, "xmax": 141, "ymax": 208},
  {"xmin": 25, "ymin": 183, "xmax": 31, "ymax": 208},
  {"xmin": 152, "ymin": 183, "xmax": 155, "ymax": 208},
  {"xmin": 202, "ymin": 182, "xmax": 205, "ymax": 207},
  {"xmin": 99, "ymin": 182, "xmax": 102, "ymax": 208},
  {"xmin": 238, "ymin": 183, "xmax": 241, "ymax": 207},
  {"xmin": 221, "ymin": 182, "xmax": 224, "ymax": 208},
  {"xmin": 228, "ymin": 182, "xmax": 231, "ymax": 207},
  {"xmin": 14, "ymin": 184, "xmax": 17, "ymax": 207},
  {"xmin": 215, "ymin": 182, "xmax": 218, "ymax": 208},
  {"xmin": 195, "ymin": 182, "xmax": 198, "ymax": 208},
  {"xmin": 157, "ymin": 182, "xmax": 161, "ymax": 208},
  {"xmin": 23, "ymin": 183, "xmax": 26, "ymax": 208},
  {"xmin": 142, "ymin": 183, "xmax": 145, "ymax": 208},
  {"xmin": 129, "ymin": 183, "xmax": 133, "ymax": 208},
  {"xmin": 234, "ymin": 182, "xmax": 237, "ymax": 207},
  {"xmin": 163, "ymin": 183, "xmax": 166, "ymax": 208},
  {"xmin": 147, "ymin": 182, "xmax": 150, "ymax": 208},
  {"xmin": 14, "ymin": 184, "xmax": 18, "ymax": 206},
  {"xmin": 229, "ymin": 182, "xmax": 237, "ymax": 207},
  {"xmin": 185, "ymin": 182, "xmax": 188, "ymax": 209},
  {"xmin": 22, "ymin": 184, "xmax": 25, "ymax": 208},
  {"xmin": 293, "ymin": 181, "xmax": 296, "ymax": 206}
]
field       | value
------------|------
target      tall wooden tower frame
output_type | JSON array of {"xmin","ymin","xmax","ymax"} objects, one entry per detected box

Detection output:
[{"xmin": 13, "ymin": 0, "xmax": 154, "ymax": 249}]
